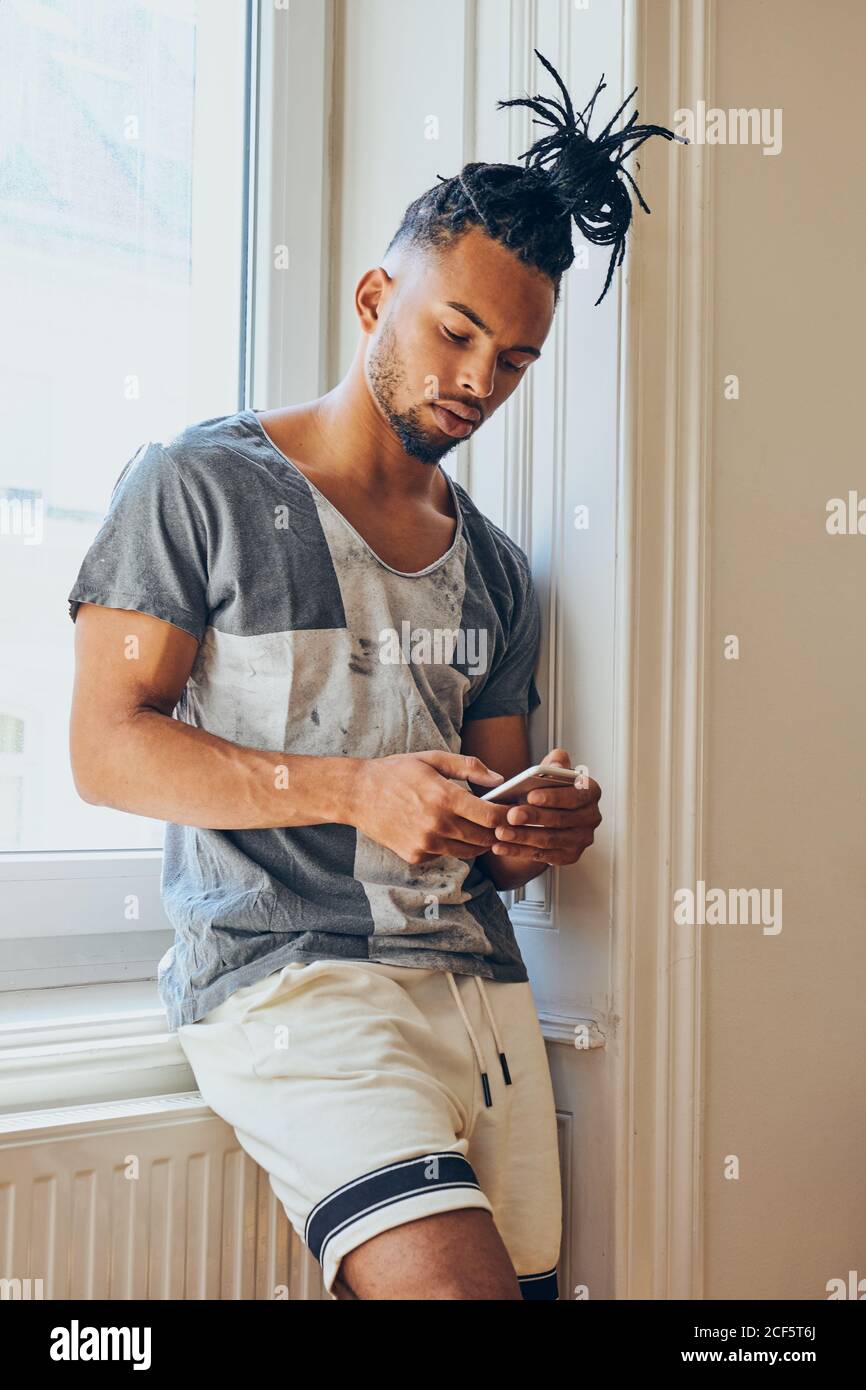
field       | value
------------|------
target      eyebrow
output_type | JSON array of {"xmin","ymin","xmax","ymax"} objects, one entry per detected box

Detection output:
[{"xmin": 444, "ymin": 301, "xmax": 542, "ymax": 359}]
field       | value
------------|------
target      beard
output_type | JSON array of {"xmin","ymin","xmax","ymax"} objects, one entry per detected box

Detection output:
[{"xmin": 366, "ymin": 314, "xmax": 460, "ymax": 466}]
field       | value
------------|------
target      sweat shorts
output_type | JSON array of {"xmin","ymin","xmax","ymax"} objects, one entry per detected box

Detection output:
[{"xmin": 176, "ymin": 958, "xmax": 562, "ymax": 1300}]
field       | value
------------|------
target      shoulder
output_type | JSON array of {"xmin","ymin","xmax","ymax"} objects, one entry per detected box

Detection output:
[
  {"xmin": 161, "ymin": 409, "xmax": 255, "ymax": 478},
  {"xmin": 151, "ymin": 409, "xmax": 294, "ymax": 510},
  {"xmin": 100, "ymin": 412, "xmax": 286, "ymax": 531}
]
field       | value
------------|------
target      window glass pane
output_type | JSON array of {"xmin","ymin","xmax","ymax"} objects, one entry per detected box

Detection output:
[{"xmin": 0, "ymin": 0, "xmax": 248, "ymax": 851}]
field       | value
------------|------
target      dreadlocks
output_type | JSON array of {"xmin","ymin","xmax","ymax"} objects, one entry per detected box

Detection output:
[{"xmin": 385, "ymin": 50, "xmax": 688, "ymax": 307}]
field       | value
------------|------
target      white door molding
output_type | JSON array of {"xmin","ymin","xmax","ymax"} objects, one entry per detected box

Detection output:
[
  {"xmin": 612, "ymin": 0, "xmax": 715, "ymax": 1299},
  {"xmin": 247, "ymin": 0, "xmax": 335, "ymax": 409}
]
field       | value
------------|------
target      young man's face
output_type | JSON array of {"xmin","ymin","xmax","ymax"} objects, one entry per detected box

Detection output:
[{"xmin": 366, "ymin": 224, "xmax": 555, "ymax": 465}]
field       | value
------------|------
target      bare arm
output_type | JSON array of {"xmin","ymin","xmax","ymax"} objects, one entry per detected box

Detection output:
[
  {"xmin": 69, "ymin": 605, "xmax": 508, "ymax": 854},
  {"xmin": 69, "ymin": 604, "xmax": 362, "ymax": 828}
]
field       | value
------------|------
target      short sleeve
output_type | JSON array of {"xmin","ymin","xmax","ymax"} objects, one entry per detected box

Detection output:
[
  {"xmin": 463, "ymin": 563, "xmax": 543, "ymax": 721},
  {"xmin": 67, "ymin": 441, "xmax": 209, "ymax": 642}
]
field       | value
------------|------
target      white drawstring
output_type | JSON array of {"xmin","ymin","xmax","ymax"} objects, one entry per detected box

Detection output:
[
  {"xmin": 473, "ymin": 976, "xmax": 512, "ymax": 1089},
  {"xmin": 445, "ymin": 971, "xmax": 512, "ymax": 1108}
]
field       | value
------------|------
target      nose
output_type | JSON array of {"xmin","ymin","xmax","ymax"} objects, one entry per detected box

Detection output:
[{"xmin": 457, "ymin": 351, "xmax": 498, "ymax": 403}]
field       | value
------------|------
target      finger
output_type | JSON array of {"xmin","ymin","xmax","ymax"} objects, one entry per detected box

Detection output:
[
  {"xmin": 497, "ymin": 810, "xmax": 574, "ymax": 832},
  {"xmin": 525, "ymin": 780, "xmax": 601, "ymax": 809},
  {"xmin": 522, "ymin": 788, "xmax": 585, "ymax": 809},
  {"xmin": 503, "ymin": 805, "xmax": 601, "ymax": 829},
  {"xmin": 447, "ymin": 787, "xmax": 511, "ymax": 830},
  {"xmin": 490, "ymin": 841, "xmax": 587, "ymax": 862},
  {"xmin": 491, "ymin": 827, "xmax": 577, "ymax": 852},
  {"xmin": 417, "ymin": 834, "xmax": 499, "ymax": 862},
  {"xmin": 416, "ymin": 751, "xmax": 505, "ymax": 787},
  {"xmin": 431, "ymin": 819, "xmax": 499, "ymax": 851},
  {"xmin": 530, "ymin": 847, "xmax": 586, "ymax": 863}
]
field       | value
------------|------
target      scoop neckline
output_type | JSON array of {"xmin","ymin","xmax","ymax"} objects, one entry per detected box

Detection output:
[{"xmin": 243, "ymin": 408, "xmax": 464, "ymax": 579}]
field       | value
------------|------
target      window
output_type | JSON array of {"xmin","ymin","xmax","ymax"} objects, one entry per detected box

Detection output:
[
  {"xmin": 0, "ymin": 0, "xmax": 254, "ymax": 986},
  {"xmin": 0, "ymin": 0, "xmax": 250, "ymax": 858},
  {"xmin": 1, "ymin": 0, "xmax": 330, "ymax": 990}
]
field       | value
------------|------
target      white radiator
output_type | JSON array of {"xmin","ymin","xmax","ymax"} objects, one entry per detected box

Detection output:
[{"xmin": 0, "ymin": 1093, "xmax": 328, "ymax": 1300}]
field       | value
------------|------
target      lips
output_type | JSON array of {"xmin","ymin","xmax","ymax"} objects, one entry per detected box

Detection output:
[
  {"xmin": 431, "ymin": 402, "xmax": 482, "ymax": 439},
  {"xmin": 437, "ymin": 401, "xmax": 481, "ymax": 423}
]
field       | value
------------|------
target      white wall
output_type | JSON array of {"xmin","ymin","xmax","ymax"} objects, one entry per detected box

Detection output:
[{"xmin": 700, "ymin": 0, "xmax": 866, "ymax": 1299}]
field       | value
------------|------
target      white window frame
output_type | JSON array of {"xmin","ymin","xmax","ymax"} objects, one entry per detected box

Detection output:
[
  {"xmin": 0, "ymin": 0, "xmax": 334, "ymax": 995},
  {"xmin": 0, "ymin": 852, "xmax": 171, "ymax": 989}
]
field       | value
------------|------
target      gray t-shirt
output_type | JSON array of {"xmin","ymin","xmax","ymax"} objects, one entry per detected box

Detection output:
[{"xmin": 67, "ymin": 409, "xmax": 542, "ymax": 1030}]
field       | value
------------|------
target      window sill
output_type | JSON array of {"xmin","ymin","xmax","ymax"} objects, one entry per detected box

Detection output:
[
  {"xmin": 0, "ymin": 979, "xmax": 195, "ymax": 1115},
  {"xmin": 0, "ymin": 979, "xmax": 606, "ymax": 1117}
]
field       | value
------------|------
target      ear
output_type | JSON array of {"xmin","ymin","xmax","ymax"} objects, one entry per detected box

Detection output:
[{"xmin": 355, "ymin": 265, "xmax": 392, "ymax": 334}]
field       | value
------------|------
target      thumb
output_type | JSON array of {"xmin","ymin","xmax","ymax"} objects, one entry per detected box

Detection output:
[
  {"xmin": 415, "ymin": 751, "xmax": 504, "ymax": 784},
  {"xmin": 543, "ymin": 747, "xmax": 572, "ymax": 769}
]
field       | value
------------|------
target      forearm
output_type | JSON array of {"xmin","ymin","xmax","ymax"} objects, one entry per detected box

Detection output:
[
  {"xmin": 477, "ymin": 847, "xmax": 546, "ymax": 893},
  {"xmin": 78, "ymin": 707, "xmax": 361, "ymax": 830}
]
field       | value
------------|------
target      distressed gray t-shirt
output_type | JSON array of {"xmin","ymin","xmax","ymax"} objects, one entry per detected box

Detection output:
[{"xmin": 67, "ymin": 409, "xmax": 542, "ymax": 1031}]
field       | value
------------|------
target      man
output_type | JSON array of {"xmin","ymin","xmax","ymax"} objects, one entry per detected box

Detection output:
[{"xmin": 67, "ymin": 53, "xmax": 683, "ymax": 1300}]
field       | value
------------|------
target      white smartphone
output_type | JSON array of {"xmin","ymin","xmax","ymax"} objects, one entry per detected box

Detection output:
[{"xmin": 479, "ymin": 762, "xmax": 580, "ymax": 805}]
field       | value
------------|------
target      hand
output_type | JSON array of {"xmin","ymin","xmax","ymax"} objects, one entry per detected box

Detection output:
[
  {"xmin": 348, "ymin": 750, "xmax": 510, "ymax": 866},
  {"xmin": 489, "ymin": 747, "xmax": 602, "ymax": 867}
]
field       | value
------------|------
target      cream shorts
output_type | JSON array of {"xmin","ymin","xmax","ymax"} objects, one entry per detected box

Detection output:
[{"xmin": 176, "ymin": 958, "xmax": 562, "ymax": 1299}]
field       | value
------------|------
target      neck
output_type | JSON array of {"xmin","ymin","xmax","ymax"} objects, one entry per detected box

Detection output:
[{"xmin": 301, "ymin": 345, "xmax": 450, "ymax": 503}]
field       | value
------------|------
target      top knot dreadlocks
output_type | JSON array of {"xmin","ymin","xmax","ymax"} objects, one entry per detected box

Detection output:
[{"xmin": 385, "ymin": 50, "xmax": 688, "ymax": 307}]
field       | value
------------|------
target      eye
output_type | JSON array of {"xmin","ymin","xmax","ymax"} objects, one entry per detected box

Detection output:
[{"xmin": 441, "ymin": 324, "xmax": 529, "ymax": 374}]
